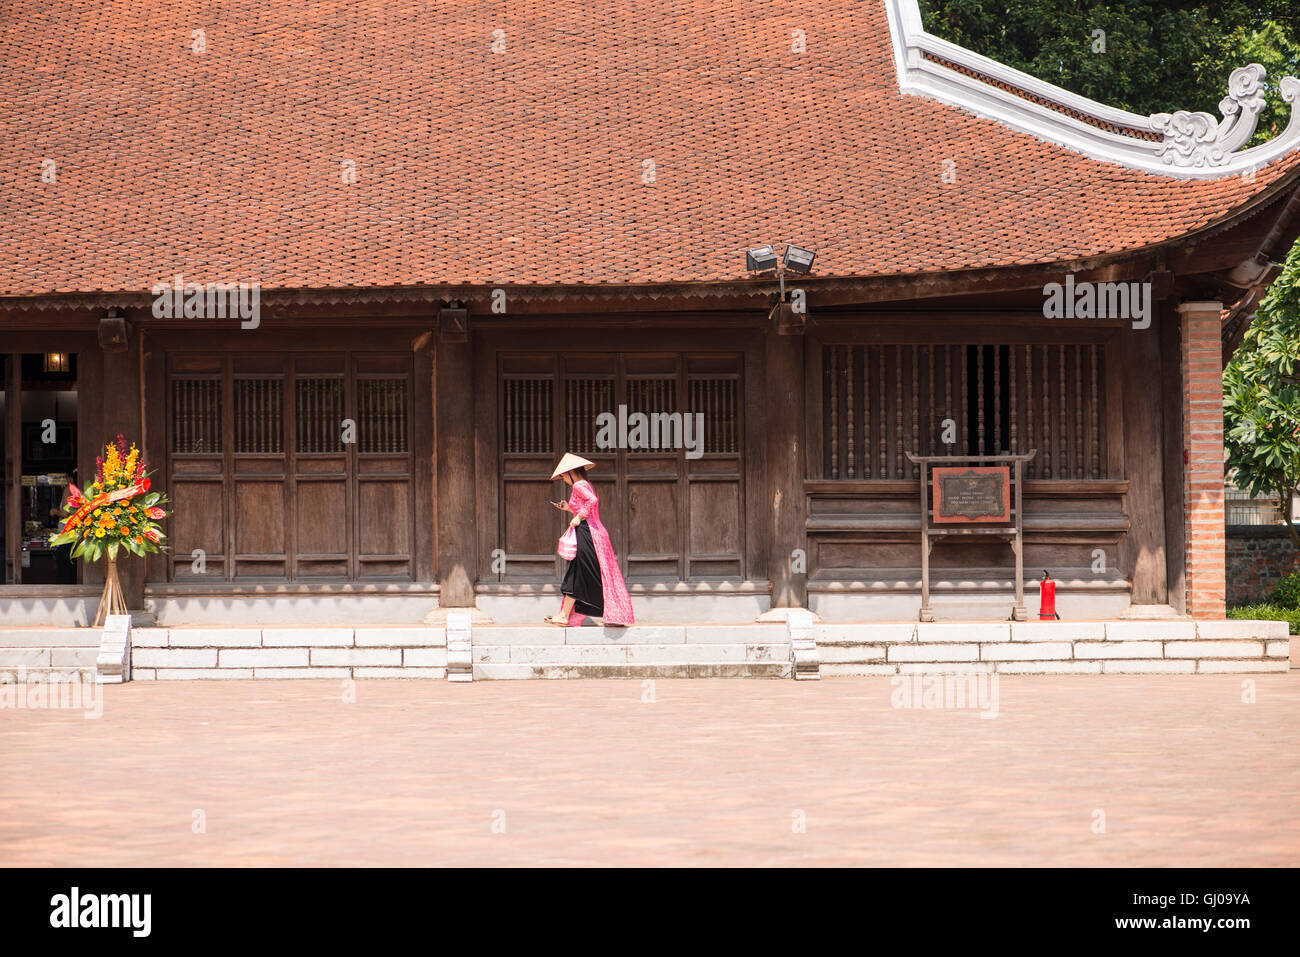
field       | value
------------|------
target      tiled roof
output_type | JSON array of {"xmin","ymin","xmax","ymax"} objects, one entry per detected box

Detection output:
[{"xmin": 1, "ymin": 0, "xmax": 1297, "ymax": 296}]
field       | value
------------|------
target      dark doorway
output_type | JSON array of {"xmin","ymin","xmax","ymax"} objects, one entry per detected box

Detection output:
[{"xmin": 2, "ymin": 352, "xmax": 80, "ymax": 584}]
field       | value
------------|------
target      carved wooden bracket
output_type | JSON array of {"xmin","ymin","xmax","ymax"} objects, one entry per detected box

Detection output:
[
  {"xmin": 97, "ymin": 310, "xmax": 129, "ymax": 352},
  {"xmin": 438, "ymin": 306, "xmax": 469, "ymax": 342}
]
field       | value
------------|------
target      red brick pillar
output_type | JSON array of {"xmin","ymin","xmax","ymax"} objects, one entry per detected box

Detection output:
[{"xmin": 1178, "ymin": 301, "xmax": 1226, "ymax": 618}]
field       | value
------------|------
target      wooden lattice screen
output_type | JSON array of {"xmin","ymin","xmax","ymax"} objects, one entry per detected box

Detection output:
[
  {"xmin": 503, "ymin": 377, "xmax": 556, "ymax": 454},
  {"xmin": 171, "ymin": 377, "xmax": 222, "ymax": 454},
  {"xmin": 822, "ymin": 343, "xmax": 1106, "ymax": 480}
]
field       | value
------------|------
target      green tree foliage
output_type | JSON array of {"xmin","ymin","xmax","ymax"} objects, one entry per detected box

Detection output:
[
  {"xmin": 1224, "ymin": 244, "xmax": 1300, "ymax": 546},
  {"xmin": 918, "ymin": 1, "xmax": 1300, "ymax": 142}
]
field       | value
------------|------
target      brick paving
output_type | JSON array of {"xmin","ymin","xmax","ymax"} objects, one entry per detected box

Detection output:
[{"xmin": 1, "ymin": 676, "xmax": 1297, "ymax": 866}]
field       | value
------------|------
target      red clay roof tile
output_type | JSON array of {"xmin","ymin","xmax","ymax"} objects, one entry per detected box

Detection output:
[{"xmin": 0, "ymin": 0, "xmax": 1297, "ymax": 296}]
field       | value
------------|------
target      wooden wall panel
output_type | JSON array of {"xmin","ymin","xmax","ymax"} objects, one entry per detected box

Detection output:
[
  {"xmin": 297, "ymin": 481, "xmax": 347, "ymax": 555},
  {"xmin": 162, "ymin": 345, "xmax": 415, "ymax": 583},
  {"xmin": 358, "ymin": 481, "xmax": 409, "ymax": 555},
  {"xmin": 169, "ymin": 479, "xmax": 224, "ymax": 579},
  {"xmin": 234, "ymin": 481, "xmax": 285, "ymax": 555},
  {"xmin": 490, "ymin": 346, "xmax": 747, "ymax": 585}
]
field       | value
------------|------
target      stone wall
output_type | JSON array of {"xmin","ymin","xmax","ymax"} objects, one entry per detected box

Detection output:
[
  {"xmin": 816, "ymin": 620, "xmax": 1291, "ymax": 674},
  {"xmin": 1226, "ymin": 525, "xmax": 1300, "ymax": 606},
  {"xmin": 131, "ymin": 626, "xmax": 448, "ymax": 679}
]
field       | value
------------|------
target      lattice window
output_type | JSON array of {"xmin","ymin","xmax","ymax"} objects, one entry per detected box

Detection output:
[
  {"xmin": 296, "ymin": 376, "xmax": 344, "ymax": 453},
  {"xmin": 357, "ymin": 378, "xmax": 408, "ymax": 454},
  {"xmin": 171, "ymin": 377, "xmax": 222, "ymax": 453},
  {"xmin": 626, "ymin": 376, "xmax": 675, "ymax": 454},
  {"xmin": 503, "ymin": 376, "xmax": 555, "ymax": 454},
  {"xmin": 564, "ymin": 377, "xmax": 611, "ymax": 454},
  {"xmin": 234, "ymin": 377, "xmax": 283, "ymax": 453},
  {"xmin": 822, "ymin": 343, "xmax": 1106, "ymax": 480},
  {"xmin": 689, "ymin": 376, "xmax": 739, "ymax": 454}
]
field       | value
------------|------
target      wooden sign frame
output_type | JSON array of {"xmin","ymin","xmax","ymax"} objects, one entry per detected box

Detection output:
[{"xmin": 906, "ymin": 450, "xmax": 1037, "ymax": 623}]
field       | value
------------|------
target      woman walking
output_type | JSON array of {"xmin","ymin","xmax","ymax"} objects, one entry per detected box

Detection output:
[{"xmin": 545, "ymin": 453, "xmax": 634, "ymax": 626}]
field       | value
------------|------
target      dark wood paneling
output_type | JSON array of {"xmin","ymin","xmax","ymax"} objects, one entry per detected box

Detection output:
[
  {"xmin": 164, "ymin": 348, "xmax": 414, "ymax": 583},
  {"xmin": 805, "ymin": 480, "xmax": 1130, "ymax": 583},
  {"xmin": 484, "ymin": 338, "xmax": 750, "ymax": 586}
]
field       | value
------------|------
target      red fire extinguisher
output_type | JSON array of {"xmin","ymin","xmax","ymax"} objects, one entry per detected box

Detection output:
[{"xmin": 1039, "ymin": 570, "xmax": 1059, "ymax": 620}]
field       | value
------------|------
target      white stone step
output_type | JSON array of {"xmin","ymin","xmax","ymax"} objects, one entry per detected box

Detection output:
[
  {"xmin": 0, "ymin": 628, "xmax": 100, "ymax": 647},
  {"xmin": 472, "ymin": 623, "xmax": 787, "ymax": 645},
  {"xmin": 473, "ymin": 642, "xmax": 790, "ymax": 664},
  {"xmin": 474, "ymin": 662, "xmax": 792, "ymax": 679},
  {"xmin": 470, "ymin": 629, "xmax": 793, "ymax": 678}
]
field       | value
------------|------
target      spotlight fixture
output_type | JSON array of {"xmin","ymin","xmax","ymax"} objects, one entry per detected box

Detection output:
[
  {"xmin": 745, "ymin": 245, "xmax": 778, "ymax": 273},
  {"xmin": 783, "ymin": 244, "xmax": 816, "ymax": 275}
]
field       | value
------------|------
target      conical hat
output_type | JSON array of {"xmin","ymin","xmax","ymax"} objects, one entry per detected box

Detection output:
[{"xmin": 551, "ymin": 452, "xmax": 595, "ymax": 480}]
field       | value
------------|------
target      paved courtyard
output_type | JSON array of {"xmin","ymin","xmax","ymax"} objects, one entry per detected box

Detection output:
[{"xmin": 1, "ymin": 675, "xmax": 1297, "ymax": 866}]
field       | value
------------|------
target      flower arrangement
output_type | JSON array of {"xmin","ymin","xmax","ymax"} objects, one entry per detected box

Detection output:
[{"xmin": 48, "ymin": 434, "xmax": 169, "ymax": 563}]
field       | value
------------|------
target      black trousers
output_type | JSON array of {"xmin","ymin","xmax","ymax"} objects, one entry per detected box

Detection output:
[{"xmin": 560, "ymin": 520, "xmax": 604, "ymax": 617}]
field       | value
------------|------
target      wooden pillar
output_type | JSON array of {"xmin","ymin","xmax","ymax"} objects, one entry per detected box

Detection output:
[
  {"xmin": 1160, "ymin": 300, "xmax": 1187, "ymax": 614},
  {"xmin": 765, "ymin": 322, "xmax": 806, "ymax": 609},
  {"xmin": 1120, "ymin": 316, "xmax": 1167, "ymax": 604},
  {"xmin": 99, "ymin": 319, "xmax": 145, "ymax": 610},
  {"xmin": 412, "ymin": 332, "xmax": 436, "ymax": 584},
  {"xmin": 435, "ymin": 322, "xmax": 476, "ymax": 607},
  {"xmin": 1178, "ymin": 301, "xmax": 1227, "ymax": 618},
  {"xmin": 4, "ymin": 355, "xmax": 19, "ymax": 585}
]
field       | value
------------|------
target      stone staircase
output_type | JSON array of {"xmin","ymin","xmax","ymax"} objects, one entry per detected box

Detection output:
[
  {"xmin": 3, "ymin": 616, "xmax": 1292, "ymax": 681},
  {"xmin": 471, "ymin": 623, "xmax": 792, "ymax": 678}
]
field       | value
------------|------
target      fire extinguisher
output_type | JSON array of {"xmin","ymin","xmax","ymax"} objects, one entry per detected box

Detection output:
[{"xmin": 1039, "ymin": 570, "xmax": 1059, "ymax": 620}]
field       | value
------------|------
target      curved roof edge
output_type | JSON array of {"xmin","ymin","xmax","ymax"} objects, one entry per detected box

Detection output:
[{"xmin": 885, "ymin": 0, "xmax": 1300, "ymax": 179}]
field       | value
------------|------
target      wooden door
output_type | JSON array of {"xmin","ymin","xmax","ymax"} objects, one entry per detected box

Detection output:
[
  {"xmin": 166, "ymin": 351, "xmax": 413, "ymax": 582},
  {"xmin": 495, "ymin": 351, "xmax": 745, "ymax": 584}
]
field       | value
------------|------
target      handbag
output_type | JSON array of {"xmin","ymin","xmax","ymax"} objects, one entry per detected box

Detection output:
[{"xmin": 557, "ymin": 525, "xmax": 578, "ymax": 560}]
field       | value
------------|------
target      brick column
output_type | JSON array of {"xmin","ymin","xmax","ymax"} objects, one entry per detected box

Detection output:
[{"xmin": 1178, "ymin": 301, "xmax": 1226, "ymax": 618}]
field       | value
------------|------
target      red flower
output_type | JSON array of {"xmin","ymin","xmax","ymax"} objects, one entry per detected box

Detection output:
[
  {"xmin": 143, "ymin": 527, "xmax": 161, "ymax": 543},
  {"xmin": 141, "ymin": 477, "xmax": 151, "ymax": 492},
  {"xmin": 146, "ymin": 506, "xmax": 166, "ymax": 519},
  {"xmin": 67, "ymin": 482, "xmax": 83, "ymax": 508}
]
